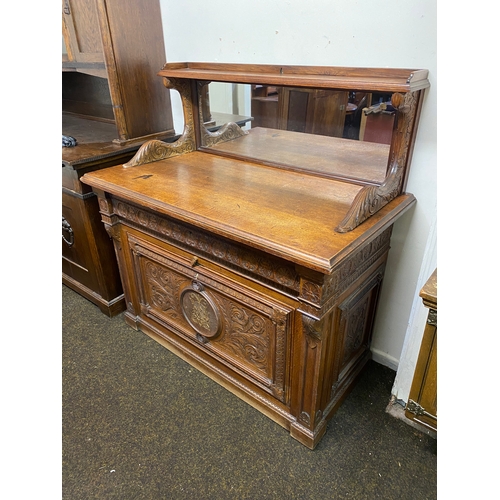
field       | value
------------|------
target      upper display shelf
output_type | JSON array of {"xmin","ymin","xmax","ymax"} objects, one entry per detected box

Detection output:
[
  {"xmin": 158, "ymin": 62, "xmax": 430, "ymax": 92},
  {"xmin": 122, "ymin": 62, "xmax": 429, "ymax": 232}
]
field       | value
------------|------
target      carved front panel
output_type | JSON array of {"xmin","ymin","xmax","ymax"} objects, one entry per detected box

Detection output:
[{"xmin": 128, "ymin": 234, "xmax": 293, "ymax": 403}]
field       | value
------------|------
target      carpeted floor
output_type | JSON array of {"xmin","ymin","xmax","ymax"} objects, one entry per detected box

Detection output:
[{"xmin": 62, "ymin": 284, "xmax": 437, "ymax": 499}]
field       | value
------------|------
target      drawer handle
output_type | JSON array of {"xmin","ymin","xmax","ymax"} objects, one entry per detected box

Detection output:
[{"xmin": 62, "ymin": 216, "xmax": 74, "ymax": 247}]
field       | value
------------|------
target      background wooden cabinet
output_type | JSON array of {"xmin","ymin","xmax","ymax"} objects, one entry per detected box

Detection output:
[
  {"xmin": 62, "ymin": 0, "xmax": 174, "ymax": 144},
  {"xmin": 62, "ymin": 132, "xmax": 140, "ymax": 316},
  {"xmin": 251, "ymin": 86, "xmax": 348, "ymax": 138},
  {"xmin": 62, "ymin": 0, "xmax": 175, "ymax": 314},
  {"xmin": 278, "ymin": 87, "xmax": 348, "ymax": 138},
  {"xmin": 405, "ymin": 269, "xmax": 437, "ymax": 432}
]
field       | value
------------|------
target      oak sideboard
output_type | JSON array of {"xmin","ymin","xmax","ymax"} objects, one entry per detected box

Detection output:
[{"xmin": 81, "ymin": 63, "xmax": 429, "ymax": 448}]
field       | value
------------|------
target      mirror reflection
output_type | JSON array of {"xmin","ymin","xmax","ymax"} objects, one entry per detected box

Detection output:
[{"xmin": 199, "ymin": 82, "xmax": 396, "ymax": 185}]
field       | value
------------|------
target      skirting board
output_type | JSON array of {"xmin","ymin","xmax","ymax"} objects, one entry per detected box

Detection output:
[{"xmin": 370, "ymin": 348, "xmax": 399, "ymax": 372}]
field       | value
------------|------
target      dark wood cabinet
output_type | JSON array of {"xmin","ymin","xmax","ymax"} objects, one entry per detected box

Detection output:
[
  {"xmin": 251, "ymin": 85, "xmax": 348, "ymax": 138},
  {"xmin": 62, "ymin": 117, "xmax": 141, "ymax": 316},
  {"xmin": 62, "ymin": 0, "xmax": 175, "ymax": 315},
  {"xmin": 405, "ymin": 269, "xmax": 437, "ymax": 432},
  {"xmin": 81, "ymin": 63, "xmax": 429, "ymax": 447},
  {"xmin": 62, "ymin": 0, "xmax": 174, "ymax": 144}
]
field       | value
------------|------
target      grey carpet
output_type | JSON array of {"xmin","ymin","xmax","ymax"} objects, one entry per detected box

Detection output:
[{"xmin": 62, "ymin": 284, "xmax": 437, "ymax": 499}]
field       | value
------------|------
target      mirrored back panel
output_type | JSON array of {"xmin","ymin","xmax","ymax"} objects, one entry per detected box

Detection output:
[{"xmin": 198, "ymin": 82, "xmax": 395, "ymax": 185}]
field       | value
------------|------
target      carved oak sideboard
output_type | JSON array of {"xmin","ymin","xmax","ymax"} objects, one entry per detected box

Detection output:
[{"xmin": 81, "ymin": 63, "xmax": 429, "ymax": 448}]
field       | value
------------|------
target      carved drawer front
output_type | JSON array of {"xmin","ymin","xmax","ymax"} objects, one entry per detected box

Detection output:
[{"xmin": 129, "ymin": 235, "xmax": 293, "ymax": 403}]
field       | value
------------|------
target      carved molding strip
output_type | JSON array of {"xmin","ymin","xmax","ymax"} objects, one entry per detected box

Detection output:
[
  {"xmin": 325, "ymin": 228, "xmax": 391, "ymax": 299},
  {"xmin": 114, "ymin": 200, "xmax": 301, "ymax": 294},
  {"xmin": 297, "ymin": 229, "xmax": 391, "ymax": 319},
  {"xmin": 335, "ymin": 91, "xmax": 419, "ymax": 233},
  {"xmin": 123, "ymin": 78, "xmax": 196, "ymax": 167},
  {"xmin": 198, "ymin": 82, "xmax": 248, "ymax": 147}
]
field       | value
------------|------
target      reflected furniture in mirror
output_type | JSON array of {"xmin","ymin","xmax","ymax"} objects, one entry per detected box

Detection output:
[
  {"xmin": 62, "ymin": 0, "xmax": 175, "ymax": 316},
  {"xmin": 81, "ymin": 63, "xmax": 429, "ymax": 447}
]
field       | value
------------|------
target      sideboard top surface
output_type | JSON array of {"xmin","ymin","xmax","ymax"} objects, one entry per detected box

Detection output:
[{"xmin": 82, "ymin": 151, "xmax": 415, "ymax": 273}]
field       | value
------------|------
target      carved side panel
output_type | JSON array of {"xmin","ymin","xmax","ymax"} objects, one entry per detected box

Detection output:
[
  {"xmin": 128, "ymin": 234, "xmax": 293, "ymax": 403},
  {"xmin": 333, "ymin": 269, "xmax": 384, "ymax": 391}
]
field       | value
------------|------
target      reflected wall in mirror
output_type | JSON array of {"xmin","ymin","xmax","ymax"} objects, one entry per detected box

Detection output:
[{"xmin": 198, "ymin": 82, "xmax": 395, "ymax": 186}]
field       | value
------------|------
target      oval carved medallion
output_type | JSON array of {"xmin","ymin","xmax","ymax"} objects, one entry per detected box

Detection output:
[{"xmin": 180, "ymin": 284, "xmax": 222, "ymax": 339}]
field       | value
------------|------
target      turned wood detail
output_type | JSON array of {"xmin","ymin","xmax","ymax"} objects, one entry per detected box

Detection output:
[
  {"xmin": 123, "ymin": 78, "xmax": 196, "ymax": 167},
  {"xmin": 335, "ymin": 91, "xmax": 419, "ymax": 232},
  {"xmin": 198, "ymin": 82, "xmax": 248, "ymax": 147}
]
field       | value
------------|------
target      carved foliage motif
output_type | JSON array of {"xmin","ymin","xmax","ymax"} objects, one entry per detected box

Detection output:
[
  {"xmin": 123, "ymin": 78, "xmax": 196, "ymax": 168},
  {"xmin": 220, "ymin": 301, "xmax": 269, "ymax": 373},
  {"xmin": 180, "ymin": 283, "xmax": 222, "ymax": 340},
  {"xmin": 198, "ymin": 82, "xmax": 248, "ymax": 147},
  {"xmin": 300, "ymin": 281, "xmax": 322, "ymax": 306},
  {"xmin": 144, "ymin": 260, "xmax": 184, "ymax": 321},
  {"xmin": 134, "ymin": 244, "xmax": 287, "ymax": 397},
  {"xmin": 341, "ymin": 295, "xmax": 369, "ymax": 366},
  {"xmin": 114, "ymin": 200, "xmax": 300, "ymax": 293},
  {"xmin": 335, "ymin": 91, "xmax": 419, "ymax": 233}
]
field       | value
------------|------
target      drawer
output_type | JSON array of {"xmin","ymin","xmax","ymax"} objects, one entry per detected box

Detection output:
[{"xmin": 127, "ymin": 233, "xmax": 295, "ymax": 404}]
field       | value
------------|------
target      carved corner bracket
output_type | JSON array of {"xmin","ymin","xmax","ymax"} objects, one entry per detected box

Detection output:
[
  {"xmin": 302, "ymin": 315, "xmax": 323, "ymax": 345},
  {"xmin": 123, "ymin": 78, "xmax": 196, "ymax": 168},
  {"xmin": 198, "ymin": 81, "xmax": 248, "ymax": 147},
  {"xmin": 335, "ymin": 91, "xmax": 419, "ymax": 233}
]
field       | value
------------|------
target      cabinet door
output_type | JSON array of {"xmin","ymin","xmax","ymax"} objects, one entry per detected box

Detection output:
[{"xmin": 62, "ymin": 0, "xmax": 104, "ymax": 64}]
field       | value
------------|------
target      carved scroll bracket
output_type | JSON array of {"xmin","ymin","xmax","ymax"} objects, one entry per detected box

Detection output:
[
  {"xmin": 198, "ymin": 81, "xmax": 248, "ymax": 147},
  {"xmin": 302, "ymin": 315, "xmax": 323, "ymax": 345},
  {"xmin": 123, "ymin": 78, "xmax": 196, "ymax": 168},
  {"xmin": 335, "ymin": 91, "xmax": 419, "ymax": 233},
  {"xmin": 95, "ymin": 194, "xmax": 121, "ymax": 243}
]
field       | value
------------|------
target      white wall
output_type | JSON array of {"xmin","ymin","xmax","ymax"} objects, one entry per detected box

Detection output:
[{"xmin": 159, "ymin": 0, "xmax": 437, "ymax": 401}]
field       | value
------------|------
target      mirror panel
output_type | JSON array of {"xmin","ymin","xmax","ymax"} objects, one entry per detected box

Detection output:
[{"xmin": 199, "ymin": 82, "xmax": 395, "ymax": 185}]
